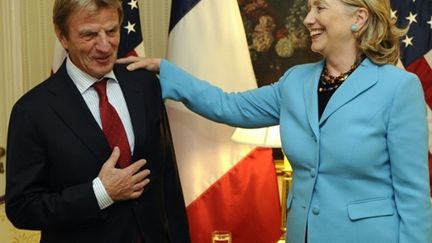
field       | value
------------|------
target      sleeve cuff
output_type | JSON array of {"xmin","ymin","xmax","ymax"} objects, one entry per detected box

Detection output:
[{"xmin": 92, "ymin": 177, "xmax": 114, "ymax": 210}]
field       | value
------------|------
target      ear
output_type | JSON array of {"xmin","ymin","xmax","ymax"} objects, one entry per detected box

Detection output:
[
  {"xmin": 55, "ymin": 26, "xmax": 69, "ymax": 51},
  {"xmin": 354, "ymin": 7, "xmax": 369, "ymax": 30}
]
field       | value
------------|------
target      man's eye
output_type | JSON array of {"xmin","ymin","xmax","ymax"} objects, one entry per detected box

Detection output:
[
  {"xmin": 106, "ymin": 27, "xmax": 118, "ymax": 36},
  {"xmin": 82, "ymin": 33, "xmax": 97, "ymax": 40}
]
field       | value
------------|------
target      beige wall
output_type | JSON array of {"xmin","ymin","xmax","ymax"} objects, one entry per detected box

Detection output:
[
  {"xmin": 140, "ymin": 0, "xmax": 171, "ymax": 57},
  {"xmin": 0, "ymin": 0, "xmax": 56, "ymax": 158},
  {"xmin": 0, "ymin": 0, "xmax": 170, "ymax": 242}
]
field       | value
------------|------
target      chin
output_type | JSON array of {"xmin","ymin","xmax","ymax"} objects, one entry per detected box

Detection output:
[
  {"xmin": 99, "ymin": 62, "xmax": 114, "ymax": 72},
  {"xmin": 310, "ymin": 46, "xmax": 321, "ymax": 54},
  {"xmin": 310, "ymin": 48, "xmax": 319, "ymax": 54},
  {"xmin": 90, "ymin": 67, "xmax": 113, "ymax": 78}
]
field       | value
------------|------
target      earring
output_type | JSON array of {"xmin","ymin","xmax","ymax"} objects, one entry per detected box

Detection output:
[{"xmin": 350, "ymin": 24, "xmax": 358, "ymax": 32}]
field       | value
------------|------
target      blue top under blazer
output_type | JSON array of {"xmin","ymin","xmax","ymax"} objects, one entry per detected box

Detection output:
[{"xmin": 159, "ymin": 58, "xmax": 432, "ymax": 243}]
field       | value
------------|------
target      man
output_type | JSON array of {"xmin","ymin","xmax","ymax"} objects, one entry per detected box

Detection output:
[{"xmin": 5, "ymin": 0, "xmax": 190, "ymax": 242}]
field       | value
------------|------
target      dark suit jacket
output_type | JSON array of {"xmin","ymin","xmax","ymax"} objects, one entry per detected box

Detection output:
[{"xmin": 5, "ymin": 62, "xmax": 191, "ymax": 243}]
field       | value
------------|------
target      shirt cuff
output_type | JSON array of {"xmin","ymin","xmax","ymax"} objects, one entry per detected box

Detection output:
[{"xmin": 92, "ymin": 177, "xmax": 114, "ymax": 210}]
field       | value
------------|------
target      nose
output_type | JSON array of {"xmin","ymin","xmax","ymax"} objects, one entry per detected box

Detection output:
[
  {"xmin": 95, "ymin": 33, "xmax": 111, "ymax": 52},
  {"xmin": 303, "ymin": 10, "xmax": 314, "ymax": 28}
]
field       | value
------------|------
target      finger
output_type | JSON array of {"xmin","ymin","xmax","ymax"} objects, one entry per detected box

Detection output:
[
  {"xmin": 126, "ymin": 59, "xmax": 155, "ymax": 71},
  {"xmin": 125, "ymin": 159, "xmax": 146, "ymax": 174},
  {"xmin": 126, "ymin": 58, "xmax": 161, "ymax": 71},
  {"xmin": 105, "ymin": 147, "xmax": 120, "ymax": 167},
  {"xmin": 133, "ymin": 169, "xmax": 151, "ymax": 182},
  {"xmin": 125, "ymin": 62, "xmax": 143, "ymax": 71},
  {"xmin": 130, "ymin": 189, "xmax": 144, "ymax": 199},
  {"xmin": 116, "ymin": 56, "xmax": 140, "ymax": 64},
  {"xmin": 133, "ymin": 178, "xmax": 150, "ymax": 192}
]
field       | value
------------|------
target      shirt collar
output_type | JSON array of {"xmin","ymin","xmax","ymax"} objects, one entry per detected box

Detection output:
[{"xmin": 66, "ymin": 56, "xmax": 118, "ymax": 94}]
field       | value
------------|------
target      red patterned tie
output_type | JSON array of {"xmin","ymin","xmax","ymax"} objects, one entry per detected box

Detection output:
[{"xmin": 93, "ymin": 79, "xmax": 131, "ymax": 168}]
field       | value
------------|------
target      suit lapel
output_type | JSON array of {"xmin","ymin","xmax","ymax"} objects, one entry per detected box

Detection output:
[
  {"xmin": 319, "ymin": 58, "xmax": 378, "ymax": 125},
  {"xmin": 304, "ymin": 61, "xmax": 323, "ymax": 138},
  {"xmin": 114, "ymin": 66, "xmax": 147, "ymax": 161},
  {"xmin": 47, "ymin": 63, "xmax": 110, "ymax": 163}
]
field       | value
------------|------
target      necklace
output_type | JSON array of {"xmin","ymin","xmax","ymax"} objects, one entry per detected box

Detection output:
[{"xmin": 318, "ymin": 60, "xmax": 360, "ymax": 92}]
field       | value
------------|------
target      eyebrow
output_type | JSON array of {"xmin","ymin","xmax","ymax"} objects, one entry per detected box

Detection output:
[
  {"xmin": 107, "ymin": 25, "xmax": 119, "ymax": 31},
  {"xmin": 317, "ymin": 0, "xmax": 329, "ymax": 6},
  {"xmin": 79, "ymin": 24, "xmax": 118, "ymax": 35},
  {"xmin": 308, "ymin": 0, "xmax": 326, "ymax": 9},
  {"xmin": 79, "ymin": 28, "xmax": 96, "ymax": 36}
]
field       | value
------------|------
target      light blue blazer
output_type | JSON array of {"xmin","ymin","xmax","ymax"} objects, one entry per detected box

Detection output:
[{"xmin": 159, "ymin": 58, "xmax": 432, "ymax": 243}]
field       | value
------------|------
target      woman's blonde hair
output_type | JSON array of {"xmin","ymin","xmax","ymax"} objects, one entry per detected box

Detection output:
[{"xmin": 341, "ymin": 0, "xmax": 407, "ymax": 65}]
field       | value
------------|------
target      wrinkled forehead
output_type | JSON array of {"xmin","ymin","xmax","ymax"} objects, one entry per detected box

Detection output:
[
  {"xmin": 68, "ymin": 4, "xmax": 120, "ymax": 26},
  {"xmin": 73, "ymin": 3, "xmax": 115, "ymax": 18}
]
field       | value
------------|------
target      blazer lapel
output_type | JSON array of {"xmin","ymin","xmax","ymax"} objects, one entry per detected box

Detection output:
[
  {"xmin": 47, "ymin": 64, "xmax": 110, "ymax": 163},
  {"xmin": 304, "ymin": 61, "xmax": 323, "ymax": 138},
  {"xmin": 319, "ymin": 58, "xmax": 378, "ymax": 125},
  {"xmin": 115, "ymin": 67, "xmax": 147, "ymax": 161}
]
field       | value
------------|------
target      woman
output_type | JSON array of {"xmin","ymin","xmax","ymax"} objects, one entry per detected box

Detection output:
[{"xmin": 118, "ymin": 0, "xmax": 432, "ymax": 242}]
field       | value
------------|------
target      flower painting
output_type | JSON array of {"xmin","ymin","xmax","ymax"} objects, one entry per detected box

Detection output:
[{"xmin": 238, "ymin": 0, "xmax": 321, "ymax": 86}]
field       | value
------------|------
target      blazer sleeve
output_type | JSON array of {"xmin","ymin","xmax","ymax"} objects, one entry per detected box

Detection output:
[
  {"xmin": 154, "ymin": 69, "xmax": 191, "ymax": 242},
  {"xmin": 159, "ymin": 103, "xmax": 191, "ymax": 243},
  {"xmin": 386, "ymin": 74, "xmax": 432, "ymax": 242},
  {"xmin": 146, "ymin": 66, "xmax": 190, "ymax": 241},
  {"xmin": 159, "ymin": 59, "xmax": 281, "ymax": 128},
  {"xmin": 5, "ymin": 101, "xmax": 102, "ymax": 230}
]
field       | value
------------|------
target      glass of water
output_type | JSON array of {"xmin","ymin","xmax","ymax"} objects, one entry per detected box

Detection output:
[{"xmin": 211, "ymin": 230, "xmax": 232, "ymax": 243}]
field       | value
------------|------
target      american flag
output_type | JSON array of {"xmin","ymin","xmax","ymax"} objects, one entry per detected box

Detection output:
[
  {"xmin": 118, "ymin": 0, "xmax": 145, "ymax": 58},
  {"xmin": 390, "ymin": 0, "xmax": 432, "ymax": 195}
]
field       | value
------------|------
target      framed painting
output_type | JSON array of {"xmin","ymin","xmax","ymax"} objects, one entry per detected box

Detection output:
[{"xmin": 238, "ymin": 0, "xmax": 321, "ymax": 87}]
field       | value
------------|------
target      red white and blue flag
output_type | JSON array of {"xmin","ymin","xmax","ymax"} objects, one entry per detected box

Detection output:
[
  {"xmin": 166, "ymin": 0, "xmax": 281, "ymax": 242},
  {"xmin": 391, "ymin": 0, "xmax": 432, "ymax": 195},
  {"xmin": 117, "ymin": 0, "xmax": 145, "ymax": 58}
]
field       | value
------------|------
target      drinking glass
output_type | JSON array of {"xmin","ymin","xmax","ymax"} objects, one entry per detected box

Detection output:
[{"xmin": 211, "ymin": 230, "xmax": 232, "ymax": 243}]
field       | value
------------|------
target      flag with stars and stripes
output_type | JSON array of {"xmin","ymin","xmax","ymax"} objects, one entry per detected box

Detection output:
[
  {"xmin": 390, "ymin": 0, "xmax": 432, "ymax": 195},
  {"xmin": 52, "ymin": 0, "xmax": 145, "ymax": 73},
  {"xmin": 117, "ymin": 0, "xmax": 145, "ymax": 58}
]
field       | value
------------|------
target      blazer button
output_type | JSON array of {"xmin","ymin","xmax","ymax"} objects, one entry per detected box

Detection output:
[
  {"xmin": 312, "ymin": 135, "xmax": 317, "ymax": 142},
  {"xmin": 312, "ymin": 206, "xmax": 320, "ymax": 215},
  {"xmin": 310, "ymin": 168, "xmax": 316, "ymax": 178}
]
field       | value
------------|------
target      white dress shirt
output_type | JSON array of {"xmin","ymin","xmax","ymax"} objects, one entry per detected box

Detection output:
[{"xmin": 66, "ymin": 57, "xmax": 135, "ymax": 209}]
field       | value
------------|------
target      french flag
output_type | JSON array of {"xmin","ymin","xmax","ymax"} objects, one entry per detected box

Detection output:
[{"xmin": 166, "ymin": 0, "xmax": 281, "ymax": 242}]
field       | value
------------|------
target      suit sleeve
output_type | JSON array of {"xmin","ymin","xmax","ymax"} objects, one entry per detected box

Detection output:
[
  {"xmin": 151, "ymin": 73, "xmax": 191, "ymax": 242},
  {"xmin": 159, "ymin": 103, "xmax": 191, "ymax": 243},
  {"xmin": 5, "ymin": 102, "xmax": 102, "ymax": 230}
]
